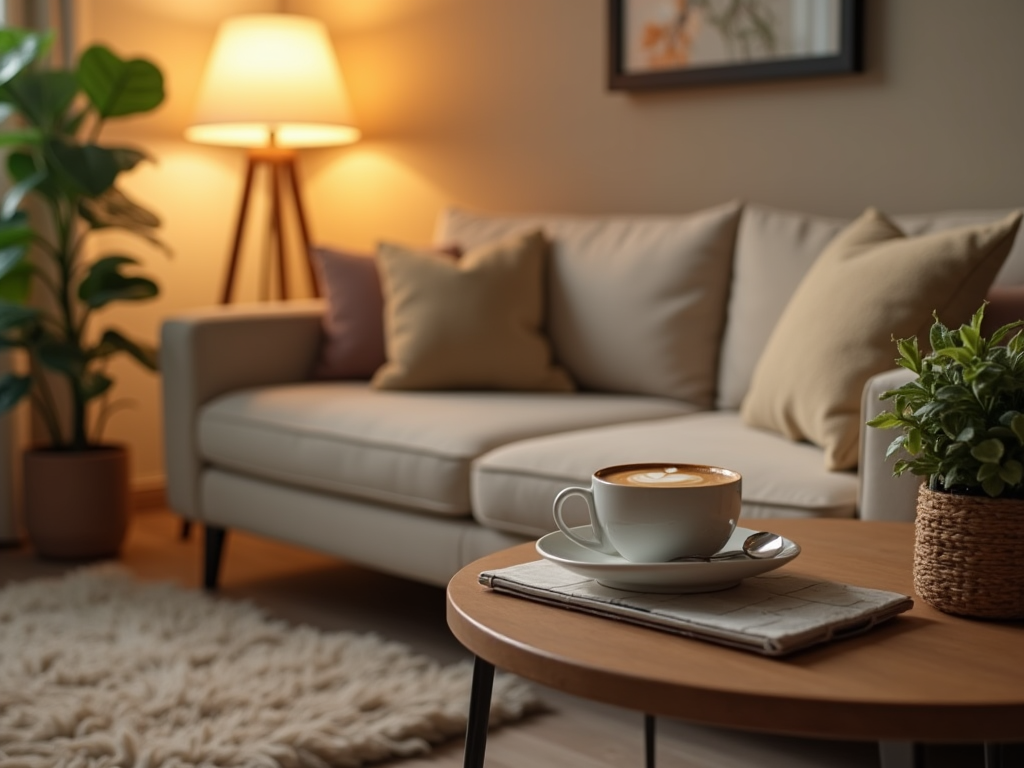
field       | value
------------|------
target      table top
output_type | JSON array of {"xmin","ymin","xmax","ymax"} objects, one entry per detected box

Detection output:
[{"xmin": 446, "ymin": 519, "xmax": 1024, "ymax": 742}]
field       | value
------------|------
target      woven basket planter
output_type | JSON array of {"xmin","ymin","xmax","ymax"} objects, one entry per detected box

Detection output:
[{"xmin": 915, "ymin": 485, "xmax": 1024, "ymax": 620}]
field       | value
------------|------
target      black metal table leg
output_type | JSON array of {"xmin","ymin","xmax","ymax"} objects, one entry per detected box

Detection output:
[
  {"xmin": 644, "ymin": 713, "xmax": 656, "ymax": 768},
  {"xmin": 464, "ymin": 656, "xmax": 495, "ymax": 768},
  {"xmin": 878, "ymin": 741, "xmax": 924, "ymax": 768}
]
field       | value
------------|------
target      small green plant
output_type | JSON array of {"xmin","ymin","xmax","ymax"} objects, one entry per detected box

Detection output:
[
  {"xmin": 867, "ymin": 304, "xmax": 1024, "ymax": 498},
  {"xmin": 0, "ymin": 28, "xmax": 165, "ymax": 450}
]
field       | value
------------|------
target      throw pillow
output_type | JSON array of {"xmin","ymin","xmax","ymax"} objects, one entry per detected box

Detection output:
[
  {"xmin": 741, "ymin": 207, "xmax": 1023, "ymax": 471},
  {"xmin": 311, "ymin": 247, "xmax": 387, "ymax": 380},
  {"xmin": 372, "ymin": 230, "xmax": 574, "ymax": 392},
  {"xmin": 311, "ymin": 245, "xmax": 462, "ymax": 380},
  {"xmin": 435, "ymin": 202, "xmax": 742, "ymax": 406}
]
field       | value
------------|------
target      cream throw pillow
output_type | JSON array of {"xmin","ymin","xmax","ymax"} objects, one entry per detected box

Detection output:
[
  {"xmin": 741, "ymin": 207, "xmax": 1022, "ymax": 471},
  {"xmin": 372, "ymin": 230, "xmax": 574, "ymax": 392}
]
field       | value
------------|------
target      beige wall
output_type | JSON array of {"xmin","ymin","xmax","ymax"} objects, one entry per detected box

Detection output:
[{"xmin": 74, "ymin": 0, "xmax": 1024, "ymax": 490}]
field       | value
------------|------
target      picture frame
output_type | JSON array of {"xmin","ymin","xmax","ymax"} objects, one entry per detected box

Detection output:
[{"xmin": 608, "ymin": 0, "xmax": 863, "ymax": 91}]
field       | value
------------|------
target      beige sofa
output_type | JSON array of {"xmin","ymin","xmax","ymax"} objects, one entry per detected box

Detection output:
[{"xmin": 162, "ymin": 202, "xmax": 1024, "ymax": 589}]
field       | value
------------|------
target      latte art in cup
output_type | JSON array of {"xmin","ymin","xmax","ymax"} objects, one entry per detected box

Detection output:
[
  {"xmin": 601, "ymin": 465, "xmax": 735, "ymax": 488},
  {"xmin": 552, "ymin": 462, "xmax": 742, "ymax": 562}
]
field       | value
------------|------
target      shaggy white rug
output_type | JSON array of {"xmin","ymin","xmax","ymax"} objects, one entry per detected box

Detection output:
[{"xmin": 0, "ymin": 565, "xmax": 541, "ymax": 767}]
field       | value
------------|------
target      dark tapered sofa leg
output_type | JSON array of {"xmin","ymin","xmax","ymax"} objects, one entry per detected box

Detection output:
[{"xmin": 204, "ymin": 525, "xmax": 227, "ymax": 592}]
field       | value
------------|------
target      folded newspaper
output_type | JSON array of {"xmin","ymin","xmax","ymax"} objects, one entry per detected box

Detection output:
[{"xmin": 479, "ymin": 560, "xmax": 913, "ymax": 656}]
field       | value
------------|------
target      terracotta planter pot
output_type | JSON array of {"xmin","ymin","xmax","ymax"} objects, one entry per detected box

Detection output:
[
  {"xmin": 914, "ymin": 485, "xmax": 1024, "ymax": 620},
  {"xmin": 23, "ymin": 445, "xmax": 129, "ymax": 560}
]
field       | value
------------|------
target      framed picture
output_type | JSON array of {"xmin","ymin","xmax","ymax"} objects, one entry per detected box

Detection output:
[{"xmin": 608, "ymin": 0, "xmax": 863, "ymax": 91}]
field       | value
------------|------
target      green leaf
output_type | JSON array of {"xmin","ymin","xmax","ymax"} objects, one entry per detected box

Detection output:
[
  {"xmin": 970, "ymin": 438, "xmax": 1005, "ymax": 464},
  {"xmin": 0, "ymin": 29, "xmax": 49, "ymax": 88},
  {"xmin": 92, "ymin": 328, "xmax": 158, "ymax": 370},
  {"xmin": 0, "ymin": 215, "xmax": 34, "ymax": 248},
  {"xmin": 78, "ymin": 186, "xmax": 162, "ymax": 235},
  {"xmin": 0, "ymin": 372, "xmax": 31, "ymax": 413},
  {"xmin": 0, "ymin": 258, "xmax": 31, "ymax": 303},
  {"xmin": 37, "ymin": 339, "xmax": 87, "ymax": 377},
  {"xmin": 935, "ymin": 347, "xmax": 975, "ymax": 367},
  {"xmin": 958, "ymin": 323, "xmax": 981, "ymax": 356},
  {"xmin": 0, "ymin": 301, "xmax": 40, "ymax": 331},
  {"xmin": 78, "ymin": 255, "xmax": 159, "ymax": 308},
  {"xmin": 46, "ymin": 139, "xmax": 120, "ymax": 196},
  {"xmin": 77, "ymin": 45, "xmax": 164, "ymax": 119},
  {"xmin": 906, "ymin": 428, "xmax": 923, "ymax": 455},
  {"xmin": 884, "ymin": 434, "xmax": 906, "ymax": 459},
  {"xmin": 954, "ymin": 426, "xmax": 976, "ymax": 443},
  {"xmin": 978, "ymin": 462, "xmax": 1001, "ymax": 481},
  {"xmin": 982, "ymin": 475, "xmax": 1006, "ymax": 498},
  {"xmin": 929, "ymin": 319, "xmax": 953, "ymax": 351},
  {"xmin": 0, "ymin": 168, "xmax": 45, "ymax": 220},
  {"xmin": 896, "ymin": 336, "xmax": 921, "ymax": 373},
  {"xmin": 934, "ymin": 385, "xmax": 969, "ymax": 401},
  {"xmin": 80, "ymin": 371, "xmax": 112, "ymax": 401},
  {"xmin": 989, "ymin": 320, "xmax": 1024, "ymax": 347},
  {"xmin": 867, "ymin": 412, "xmax": 904, "ymax": 430},
  {"xmin": 3, "ymin": 70, "xmax": 78, "ymax": 129},
  {"xmin": 999, "ymin": 460, "xmax": 1023, "ymax": 487},
  {"xmin": 0, "ymin": 127, "xmax": 42, "ymax": 147},
  {"xmin": 1008, "ymin": 414, "xmax": 1024, "ymax": 445}
]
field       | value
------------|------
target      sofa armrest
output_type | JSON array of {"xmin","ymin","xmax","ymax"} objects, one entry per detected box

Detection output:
[
  {"xmin": 161, "ymin": 299, "xmax": 325, "ymax": 519},
  {"xmin": 858, "ymin": 367, "xmax": 921, "ymax": 522}
]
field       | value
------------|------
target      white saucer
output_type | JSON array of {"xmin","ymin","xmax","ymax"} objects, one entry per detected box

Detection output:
[{"xmin": 535, "ymin": 526, "xmax": 800, "ymax": 593}]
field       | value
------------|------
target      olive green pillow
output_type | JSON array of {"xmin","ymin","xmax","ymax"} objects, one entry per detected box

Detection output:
[
  {"xmin": 372, "ymin": 229, "xmax": 574, "ymax": 392},
  {"xmin": 741, "ymin": 207, "xmax": 1022, "ymax": 471}
]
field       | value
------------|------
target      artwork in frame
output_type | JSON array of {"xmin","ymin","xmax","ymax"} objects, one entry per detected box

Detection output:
[{"xmin": 608, "ymin": 0, "xmax": 863, "ymax": 91}]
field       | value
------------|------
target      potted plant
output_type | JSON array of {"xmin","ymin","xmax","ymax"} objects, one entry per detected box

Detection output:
[
  {"xmin": 867, "ymin": 303, "xmax": 1024, "ymax": 619},
  {"xmin": 0, "ymin": 29, "xmax": 165, "ymax": 558}
]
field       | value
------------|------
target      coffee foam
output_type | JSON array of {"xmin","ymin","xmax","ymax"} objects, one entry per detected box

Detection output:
[{"xmin": 601, "ymin": 465, "xmax": 735, "ymax": 488}]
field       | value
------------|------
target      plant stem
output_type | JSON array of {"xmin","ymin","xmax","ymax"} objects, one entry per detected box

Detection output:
[{"xmin": 29, "ymin": 361, "xmax": 64, "ymax": 446}]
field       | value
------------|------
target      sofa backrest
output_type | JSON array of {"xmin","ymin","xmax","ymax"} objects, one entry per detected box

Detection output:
[
  {"xmin": 436, "ymin": 202, "xmax": 741, "ymax": 408},
  {"xmin": 715, "ymin": 204, "xmax": 1024, "ymax": 411}
]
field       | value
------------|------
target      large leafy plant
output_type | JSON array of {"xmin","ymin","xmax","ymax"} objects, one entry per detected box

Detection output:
[
  {"xmin": 0, "ymin": 28, "xmax": 165, "ymax": 450},
  {"xmin": 867, "ymin": 304, "xmax": 1024, "ymax": 498}
]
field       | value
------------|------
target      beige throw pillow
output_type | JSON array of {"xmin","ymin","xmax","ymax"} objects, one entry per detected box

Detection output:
[
  {"xmin": 741, "ymin": 207, "xmax": 1022, "ymax": 471},
  {"xmin": 372, "ymin": 230, "xmax": 574, "ymax": 392}
]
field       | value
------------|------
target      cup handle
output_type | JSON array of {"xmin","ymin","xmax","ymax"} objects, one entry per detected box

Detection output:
[{"xmin": 552, "ymin": 486, "xmax": 618, "ymax": 555}]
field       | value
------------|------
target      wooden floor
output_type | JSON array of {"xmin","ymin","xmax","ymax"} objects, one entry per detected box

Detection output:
[{"xmin": 0, "ymin": 509, "xmax": 990, "ymax": 768}]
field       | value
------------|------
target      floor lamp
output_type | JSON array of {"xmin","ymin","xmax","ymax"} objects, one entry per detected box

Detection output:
[
  {"xmin": 181, "ymin": 14, "xmax": 359, "ymax": 537},
  {"xmin": 186, "ymin": 13, "xmax": 360, "ymax": 304}
]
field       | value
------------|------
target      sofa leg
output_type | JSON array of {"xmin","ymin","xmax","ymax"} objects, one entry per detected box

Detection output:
[{"xmin": 204, "ymin": 525, "xmax": 227, "ymax": 592}]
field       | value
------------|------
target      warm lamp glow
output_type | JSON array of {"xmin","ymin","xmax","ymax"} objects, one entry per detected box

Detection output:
[{"xmin": 186, "ymin": 14, "xmax": 360, "ymax": 148}]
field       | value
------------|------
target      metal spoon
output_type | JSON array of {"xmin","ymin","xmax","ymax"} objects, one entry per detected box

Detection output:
[{"xmin": 672, "ymin": 531, "xmax": 785, "ymax": 563}]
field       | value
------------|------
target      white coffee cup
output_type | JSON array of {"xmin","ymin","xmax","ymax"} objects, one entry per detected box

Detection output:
[{"xmin": 552, "ymin": 462, "xmax": 741, "ymax": 563}]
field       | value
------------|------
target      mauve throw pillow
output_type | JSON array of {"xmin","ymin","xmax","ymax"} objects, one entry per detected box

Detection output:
[
  {"xmin": 311, "ymin": 247, "xmax": 386, "ymax": 380},
  {"xmin": 312, "ymin": 245, "xmax": 463, "ymax": 380}
]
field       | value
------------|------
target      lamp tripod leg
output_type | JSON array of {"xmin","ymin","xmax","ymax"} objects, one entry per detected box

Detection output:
[
  {"xmin": 270, "ymin": 159, "xmax": 288, "ymax": 299},
  {"xmin": 222, "ymin": 156, "xmax": 258, "ymax": 304},
  {"xmin": 285, "ymin": 157, "xmax": 319, "ymax": 297}
]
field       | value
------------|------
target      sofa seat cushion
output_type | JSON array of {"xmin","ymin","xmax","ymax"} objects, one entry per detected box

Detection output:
[
  {"xmin": 472, "ymin": 411, "xmax": 858, "ymax": 538},
  {"xmin": 198, "ymin": 381, "xmax": 696, "ymax": 517}
]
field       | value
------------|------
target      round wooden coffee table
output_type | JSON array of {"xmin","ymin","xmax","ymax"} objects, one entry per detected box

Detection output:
[{"xmin": 446, "ymin": 519, "xmax": 1024, "ymax": 767}]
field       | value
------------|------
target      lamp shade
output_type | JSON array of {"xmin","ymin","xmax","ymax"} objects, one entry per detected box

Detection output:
[{"xmin": 186, "ymin": 14, "xmax": 360, "ymax": 148}]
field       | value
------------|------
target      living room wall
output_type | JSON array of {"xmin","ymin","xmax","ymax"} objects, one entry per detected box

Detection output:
[{"xmin": 73, "ymin": 0, "xmax": 1024, "ymax": 492}]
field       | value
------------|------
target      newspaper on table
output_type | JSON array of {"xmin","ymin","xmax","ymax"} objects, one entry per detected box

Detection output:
[{"xmin": 479, "ymin": 559, "xmax": 913, "ymax": 656}]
